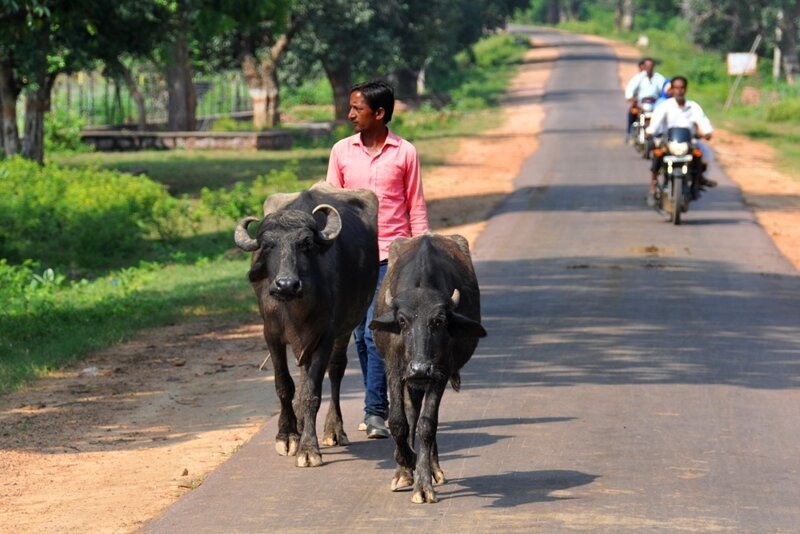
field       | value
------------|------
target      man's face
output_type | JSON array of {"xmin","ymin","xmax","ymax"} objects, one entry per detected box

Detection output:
[
  {"xmin": 643, "ymin": 60, "xmax": 655, "ymax": 76},
  {"xmin": 348, "ymin": 91, "xmax": 383, "ymax": 132},
  {"xmin": 671, "ymin": 80, "xmax": 687, "ymax": 102}
]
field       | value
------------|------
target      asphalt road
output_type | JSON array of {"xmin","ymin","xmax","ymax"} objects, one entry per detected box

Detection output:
[{"xmin": 147, "ymin": 28, "xmax": 800, "ymax": 532}]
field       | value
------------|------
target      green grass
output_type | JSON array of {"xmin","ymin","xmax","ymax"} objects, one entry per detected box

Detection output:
[
  {"xmin": 51, "ymin": 149, "xmax": 331, "ymax": 196},
  {"xmin": 0, "ymin": 257, "xmax": 254, "ymax": 395}
]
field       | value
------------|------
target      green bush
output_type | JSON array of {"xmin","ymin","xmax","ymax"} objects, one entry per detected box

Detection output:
[
  {"xmin": 766, "ymin": 98, "xmax": 800, "ymax": 123},
  {"xmin": 45, "ymin": 109, "xmax": 91, "ymax": 153},
  {"xmin": 0, "ymin": 157, "xmax": 179, "ymax": 269},
  {"xmin": 200, "ymin": 160, "xmax": 306, "ymax": 220}
]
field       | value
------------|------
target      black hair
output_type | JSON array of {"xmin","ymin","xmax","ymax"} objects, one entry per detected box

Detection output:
[
  {"xmin": 642, "ymin": 57, "xmax": 655, "ymax": 65},
  {"xmin": 671, "ymin": 75, "xmax": 688, "ymax": 89},
  {"xmin": 350, "ymin": 80, "xmax": 395, "ymax": 124}
]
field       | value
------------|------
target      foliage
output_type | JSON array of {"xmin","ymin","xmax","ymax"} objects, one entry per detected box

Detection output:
[
  {"xmin": 766, "ymin": 97, "xmax": 800, "ymax": 122},
  {"xmin": 200, "ymin": 161, "xmax": 308, "ymax": 221},
  {"xmin": 0, "ymin": 157, "xmax": 181, "ymax": 269},
  {"xmin": 44, "ymin": 109, "xmax": 91, "ymax": 153}
]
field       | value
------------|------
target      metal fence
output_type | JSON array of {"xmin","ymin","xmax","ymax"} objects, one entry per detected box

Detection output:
[{"xmin": 49, "ymin": 70, "xmax": 252, "ymax": 128}]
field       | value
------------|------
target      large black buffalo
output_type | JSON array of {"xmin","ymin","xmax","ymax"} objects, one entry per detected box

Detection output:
[
  {"xmin": 234, "ymin": 181, "xmax": 378, "ymax": 467},
  {"xmin": 370, "ymin": 233, "xmax": 486, "ymax": 503}
]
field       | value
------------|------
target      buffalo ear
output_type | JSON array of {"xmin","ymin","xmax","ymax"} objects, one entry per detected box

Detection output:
[
  {"xmin": 369, "ymin": 312, "xmax": 401, "ymax": 334},
  {"xmin": 448, "ymin": 312, "xmax": 487, "ymax": 338}
]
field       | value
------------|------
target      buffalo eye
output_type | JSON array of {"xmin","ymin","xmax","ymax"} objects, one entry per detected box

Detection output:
[
  {"xmin": 261, "ymin": 238, "xmax": 276, "ymax": 250},
  {"xmin": 429, "ymin": 316, "xmax": 446, "ymax": 329},
  {"xmin": 397, "ymin": 316, "xmax": 408, "ymax": 330},
  {"xmin": 297, "ymin": 237, "xmax": 314, "ymax": 251}
]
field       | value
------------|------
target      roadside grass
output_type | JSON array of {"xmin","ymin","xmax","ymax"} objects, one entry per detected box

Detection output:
[
  {"xmin": 553, "ymin": 17, "xmax": 800, "ymax": 183},
  {"xmin": 0, "ymin": 32, "xmax": 526, "ymax": 396},
  {"xmin": 0, "ymin": 257, "xmax": 254, "ymax": 395}
]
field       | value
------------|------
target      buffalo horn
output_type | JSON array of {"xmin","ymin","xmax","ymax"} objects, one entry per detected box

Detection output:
[
  {"xmin": 385, "ymin": 287, "xmax": 394, "ymax": 307},
  {"xmin": 234, "ymin": 217, "xmax": 260, "ymax": 251},
  {"xmin": 312, "ymin": 204, "xmax": 342, "ymax": 242},
  {"xmin": 451, "ymin": 288, "xmax": 460, "ymax": 307}
]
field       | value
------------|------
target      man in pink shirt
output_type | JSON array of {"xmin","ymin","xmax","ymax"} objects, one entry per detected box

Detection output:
[{"xmin": 326, "ymin": 80, "xmax": 429, "ymax": 438}]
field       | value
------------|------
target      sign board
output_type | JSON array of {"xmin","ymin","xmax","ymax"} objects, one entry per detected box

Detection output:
[{"xmin": 727, "ymin": 53, "xmax": 758, "ymax": 76}]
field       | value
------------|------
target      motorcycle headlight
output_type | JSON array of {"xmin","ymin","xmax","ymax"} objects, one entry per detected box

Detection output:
[
  {"xmin": 641, "ymin": 102, "xmax": 654, "ymax": 112},
  {"xmin": 667, "ymin": 141, "xmax": 689, "ymax": 156}
]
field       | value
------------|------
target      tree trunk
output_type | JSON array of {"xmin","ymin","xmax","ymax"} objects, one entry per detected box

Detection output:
[
  {"xmin": 323, "ymin": 63, "xmax": 352, "ymax": 121},
  {"xmin": 546, "ymin": 0, "xmax": 560, "ymax": 25},
  {"xmin": 395, "ymin": 67, "xmax": 419, "ymax": 101},
  {"xmin": 117, "ymin": 61, "xmax": 147, "ymax": 131},
  {"xmin": 0, "ymin": 59, "xmax": 21, "ymax": 156},
  {"xmin": 781, "ymin": 4, "xmax": 800, "ymax": 85},
  {"xmin": 21, "ymin": 74, "xmax": 54, "ymax": 164},
  {"xmin": 261, "ymin": 56, "xmax": 280, "ymax": 129},
  {"xmin": 166, "ymin": 38, "xmax": 196, "ymax": 131},
  {"xmin": 242, "ymin": 53, "xmax": 268, "ymax": 129},
  {"xmin": 622, "ymin": 0, "xmax": 635, "ymax": 31}
]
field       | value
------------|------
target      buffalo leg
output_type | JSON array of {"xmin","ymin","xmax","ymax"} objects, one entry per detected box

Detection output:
[
  {"xmin": 268, "ymin": 340, "xmax": 299, "ymax": 457},
  {"xmin": 295, "ymin": 339, "xmax": 332, "ymax": 467},
  {"xmin": 388, "ymin": 378, "xmax": 414, "ymax": 491},
  {"xmin": 412, "ymin": 380, "xmax": 446, "ymax": 504},
  {"xmin": 322, "ymin": 335, "xmax": 350, "ymax": 447}
]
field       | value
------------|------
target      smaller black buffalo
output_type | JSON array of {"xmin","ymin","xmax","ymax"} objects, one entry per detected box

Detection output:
[
  {"xmin": 370, "ymin": 233, "xmax": 486, "ymax": 503},
  {"xmin": 234, "ymin": 181, "xmax": 378, "ymax": 467}
]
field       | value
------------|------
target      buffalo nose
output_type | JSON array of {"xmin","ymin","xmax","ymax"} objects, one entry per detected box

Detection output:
[
  {"xmin": 409, "ymin": 361, "xmax": 431, "ymax": 378},
  {"xmin": 273, "ymin": 277, "xmax": 302, "ymax": 296}
]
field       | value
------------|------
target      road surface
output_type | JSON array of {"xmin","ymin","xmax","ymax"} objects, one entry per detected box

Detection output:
[{"xmin": 147, "ymin": 28, "xmax": 800, "ymax": 532}]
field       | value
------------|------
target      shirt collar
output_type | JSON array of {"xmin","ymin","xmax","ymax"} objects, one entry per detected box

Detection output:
[{"xmin": 349, "ymin": 129, "xmax": 400, "ymax": 147}]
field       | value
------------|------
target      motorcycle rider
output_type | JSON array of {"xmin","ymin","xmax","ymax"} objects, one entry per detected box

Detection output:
[
  {"xmin": 624, "ymin": 58, "xmax": 667, "ymax": 143},
  {"xmin": 645, "ymin": 75, "xmax": 716, "ymax": 206}
]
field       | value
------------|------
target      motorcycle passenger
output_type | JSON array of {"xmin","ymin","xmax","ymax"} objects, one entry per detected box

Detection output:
[
  {"xmin": 624, "ymin": 58, "xmax": 667, "ymax": 143},
  {"xmin": 645, "ymin": 75, "xmax": 715, "ymax": 207}
]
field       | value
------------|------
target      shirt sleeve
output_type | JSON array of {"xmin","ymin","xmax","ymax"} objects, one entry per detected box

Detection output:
[
  {"xmin": 404, "ymin": 145, "xmax": 429, "ymax": 236},
  {"xmin": 693, "ymin": 104, "xmax": 713, "ymax": 136},
  {"xmin": 646, "ymin": 102, "xmax": 666, "ymax": 136},
  {"xmin": 624, "ymin": 72, "xmax": 642, "ymax": 100},
  {"xmin": 325, "ymin": 143, "xmax": 344, "ymax": 188}
]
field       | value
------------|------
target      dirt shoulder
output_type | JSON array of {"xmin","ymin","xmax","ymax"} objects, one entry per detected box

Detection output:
[
  {"xmin": 595, "ymin": 33, "xmax": 800, "ymax": 271},
  {"xmin": 0, "ymin": 43, "xmax": 558, "ymax": 533}
]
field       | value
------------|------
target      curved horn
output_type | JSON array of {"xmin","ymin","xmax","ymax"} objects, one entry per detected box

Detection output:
[
  {"xmin": 312, "ymin": 204, "xmax": 342, "ymax": 242},
  {"xmin": 384, "ymin": 287, "xmax": 394, "ymax": 307},
  {"xmin": 450, "ymin": 288, "xmax": 460, "ymax": 307},
  {"xmin": 234, "ymin": 217, "xmax": 260, "ymax": 251}
]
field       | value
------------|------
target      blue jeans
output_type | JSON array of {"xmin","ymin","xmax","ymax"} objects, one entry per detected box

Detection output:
[{"xmin": 353, "ymin": 261, "xmax": 388, "ymax": 420}]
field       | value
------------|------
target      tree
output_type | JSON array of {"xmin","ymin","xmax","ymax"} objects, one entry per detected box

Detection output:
[
  {"xmin": 615, "ymin": 0, "xmax": 634, "ymax": 31},
  {"xmin": 202, "ymin": 0, "xmax": 303, "ymax": 129}
]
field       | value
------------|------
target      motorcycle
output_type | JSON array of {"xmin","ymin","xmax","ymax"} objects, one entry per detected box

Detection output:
[
  {"xmin": 631, "ymin": 97, "xmax": 656, "ymax": 159},
  {"xmin": 651, "ymin": 127, "xmax": 704, "ymax": 225}
]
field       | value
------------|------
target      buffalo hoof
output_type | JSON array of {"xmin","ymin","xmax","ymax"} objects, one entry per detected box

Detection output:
[
  {"xmin": 321, "ymin": 429, "xmax": 349, "ymax": 447},
  {"xmin": 411, "ymin": 486, "xmax": 438, "ymax": 504},
  {"xmin": 432, "ymin": 467, "xmax": 446, "ymax": 485},
  {"xmin": 295, "ymin": 446, "xmax": 323, "ymax": 467},
  {"xmin": 391, "ymin": 467, "xmax": 413, "ymax": 491},
  {"xmin": 275, "ymin": 433, "xmax": 300, "ymax": 456}
]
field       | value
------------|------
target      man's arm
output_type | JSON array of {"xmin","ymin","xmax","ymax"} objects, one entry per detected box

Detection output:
[
  {"xmin": 325, "ymin": 144, "xmax": 344, "ymax": 187},
  {"xmin": 693, "ymin": 104, "xmax": 713, "ymax": 139},
  {"xmin": 624, "ymin": 72, "xmax": 642, "ymax": 102},
  {"xmin": 404, "ymin": 147, "xmax": 429, "ymax": 236},
  {"xmin": 645, "ymin": 102, "xmax": 666, "ymax": 137}
]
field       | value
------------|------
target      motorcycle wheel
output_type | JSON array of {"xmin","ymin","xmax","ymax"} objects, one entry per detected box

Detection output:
[{"xmin": 671, "ymin": 177, "xmax": 683, "ymax": 225}]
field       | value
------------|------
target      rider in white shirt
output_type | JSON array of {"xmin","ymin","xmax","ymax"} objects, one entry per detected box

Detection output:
[
  {"xmin": 645, "ymin": 75, "xmax": 716, "ymax": 205},
  {"xmin": 625, "ymin": 58, "xmax": 667, "ymax": 141}
]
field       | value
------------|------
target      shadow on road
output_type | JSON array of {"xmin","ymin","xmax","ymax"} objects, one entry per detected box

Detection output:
[
  {"xmin": 470, "ymin": 256, "xmax": 800, "ymax": 390},
  {"xmin": 443, "ymin": 470, "xmax": 600, "ymax": 507}
]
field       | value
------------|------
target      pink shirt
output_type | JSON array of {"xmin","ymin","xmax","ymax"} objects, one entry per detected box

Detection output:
[{"xmin": 326, "ymin": 131, "xmax": 429, "ymax": 261}]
